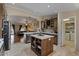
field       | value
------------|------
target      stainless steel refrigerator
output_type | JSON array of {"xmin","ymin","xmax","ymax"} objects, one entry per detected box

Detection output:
[{"xmin": 2, "ymin": 20, "xmax": 11, "ymax": 51}]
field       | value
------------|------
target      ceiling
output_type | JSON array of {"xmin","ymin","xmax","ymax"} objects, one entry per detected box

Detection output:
[
  {"xmin": 6, "ymin": 3, "xmax": 79, "ymax": 16},
  {"xmin": 5, "ymin": 3, "xmax": 79, "ymax": 24}
]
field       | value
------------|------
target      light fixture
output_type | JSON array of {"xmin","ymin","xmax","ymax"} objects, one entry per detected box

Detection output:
[
  {"xmin": 26, "ymin": 24, "xmax": 27, "ymax": 25},
  {"xmin": 64, "ymin": 19, "xmax": 70, "ymax": 21},
  {"xmin": 48, "ymin": 5, "xmax": 50, "ymax": 8}
]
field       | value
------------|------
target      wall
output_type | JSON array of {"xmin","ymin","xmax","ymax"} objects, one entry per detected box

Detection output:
[
  {"xmin": 40, "ymin": 14, "xmax": 57, "ymax": 19},
  {"xmin": 0, "ymin": 4, "xmax": 4, "ymax": 37},
  {"xmin": 58, "ymin": 10, "xmax": 79, "ymax": 51},
  {"xmin": 75, "ymin": 10, "xmax": 79, "ymax": 51}
]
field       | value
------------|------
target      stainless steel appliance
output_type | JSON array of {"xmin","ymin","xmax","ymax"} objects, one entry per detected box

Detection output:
[{"xmin": 2, "ymin": 20, "xmax": 10, "ymax": 51}]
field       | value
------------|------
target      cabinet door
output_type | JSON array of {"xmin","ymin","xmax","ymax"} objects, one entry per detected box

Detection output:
[
  {"xmin": 41, "ymin": 39, "xmax": 53, "ymax": 56},
  {"xmin": 50, "ymin": 37, "xmax": 54, "ymax": 45},
  {"xmin": 41, "ymin": 39, "xmax": 48, "ymax": 50}
]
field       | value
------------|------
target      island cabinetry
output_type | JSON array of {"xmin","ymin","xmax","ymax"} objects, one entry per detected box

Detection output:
[{"xmin": 31, "ymin": 35, "xmax": 54, "ymax": 56}]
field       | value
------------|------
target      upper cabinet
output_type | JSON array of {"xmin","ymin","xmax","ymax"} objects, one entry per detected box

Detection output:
[{"xmin": 41, "ymin": 15, "xmax": 58, "ymax": 33}]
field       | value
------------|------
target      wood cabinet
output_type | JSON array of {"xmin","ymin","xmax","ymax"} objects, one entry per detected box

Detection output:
[
  {"xmin": 14, "ymin": 35, "xmax": 21, "ymax": 43},
  {"xmin": 53, "ymin": 35, "xmax": 58, "ymax": 45},
  {"xmin": 41, "ymin": 17, "xmax": 58, "ymax": 33},
  {"xmin": 51, "ymin": 18, "xmax": 58, "ymax": 33},
  {"xmin": 31, "ymin": 36, "xmax": 54, "ymax": 56}
]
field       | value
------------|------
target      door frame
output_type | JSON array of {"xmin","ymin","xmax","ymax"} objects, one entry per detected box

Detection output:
[{"xmin": 62, "ymin": 16, "xmax": 76, "ymax": 50}]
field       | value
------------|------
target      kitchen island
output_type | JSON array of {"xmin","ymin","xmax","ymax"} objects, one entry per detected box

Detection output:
[
  {"xmin": 31, "ymin": 34, "xmax": 54, "ymax": 56},
  {"xmin": 23, "ymin": 32, "xmax": 57, "ymax": 44}
]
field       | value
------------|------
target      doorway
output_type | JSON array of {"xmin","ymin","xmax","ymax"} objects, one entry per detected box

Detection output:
[{"xmin": 62, "ymin": 16, "xmax": 76, "ymax": 50}]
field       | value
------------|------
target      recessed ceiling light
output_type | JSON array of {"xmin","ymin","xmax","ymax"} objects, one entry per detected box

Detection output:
[{"xmin": 48, "ymin": 5, "xmax": 50, "ymax": 8}]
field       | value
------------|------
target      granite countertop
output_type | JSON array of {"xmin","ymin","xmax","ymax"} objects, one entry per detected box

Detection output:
[
  {"xmin": 31, "ymin": 34, "xmax": 54, "ymax": 40},
  {"xmin": 42, "ymin": 32, "xmax": 57, "ymax": 35},
  {"xmin": 0, "ymin": 38, "xmax": 4, "ymax": 49},
  {"xmin": 23, "ymin": 32, "xmax": 57, "ymax": 35},
  {"xmin": 24, "ymin": 32, "xmax": 39, "ymax": 35}
]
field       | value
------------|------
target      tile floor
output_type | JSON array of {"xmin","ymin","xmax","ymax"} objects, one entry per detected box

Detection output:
[{"xmin": 5, "ymin": 43, "xmax": 79, "ymax": 56}]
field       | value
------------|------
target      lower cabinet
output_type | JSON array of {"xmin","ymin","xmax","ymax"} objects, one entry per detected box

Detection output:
[
  {"xmin": 31, "ymin": 37, "xmax": 54, "ymax": 56},
  {"xmin": 14, "ymin": 35, "xmax": 21, "ymax": 43}
]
